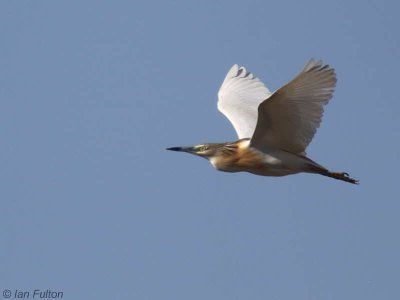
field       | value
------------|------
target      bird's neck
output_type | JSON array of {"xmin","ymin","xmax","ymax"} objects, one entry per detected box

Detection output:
[{"xmin": 209, "ymin": 138, "xmax": 253, "ymax": 172}]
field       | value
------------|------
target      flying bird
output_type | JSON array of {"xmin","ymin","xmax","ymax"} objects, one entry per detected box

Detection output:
[{"xmin": 167, "ymin": 59, "xmax": 358, "ymax": 184}]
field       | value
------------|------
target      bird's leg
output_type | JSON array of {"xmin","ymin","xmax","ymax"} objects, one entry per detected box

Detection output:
[
  {"xmin": 307, "ymin": 164, "xmax": 359, "ymax": 184},
  {"xmin": 325, "ymin": 171, "xmax": 359, "ymax": 184}
]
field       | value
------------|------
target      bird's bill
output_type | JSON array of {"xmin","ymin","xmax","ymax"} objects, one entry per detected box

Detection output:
[{"xmin": 166, "ymin": 146, "xmax": 196, "ymax": 154}]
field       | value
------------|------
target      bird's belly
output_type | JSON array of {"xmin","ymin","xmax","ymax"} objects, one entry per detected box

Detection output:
[
  {"xmin": 211, "ymin": 147, "xmax": 301, "ymax": 177},
  {"xmin": 242, "ymin": 154, "xmax": 300, "ymax": 177}
]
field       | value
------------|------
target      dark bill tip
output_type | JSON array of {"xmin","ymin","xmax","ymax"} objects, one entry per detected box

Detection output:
[
  {"xmin": 166, "ymin": 147, "xmax": 183, "ymax": 151},
  {"xmin": 166, "ymin": 146, "xmax": 195, "ymax": 153}
]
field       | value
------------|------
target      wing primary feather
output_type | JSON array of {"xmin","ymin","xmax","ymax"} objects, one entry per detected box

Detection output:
[
  {"xmin": 217, "ymin": 64, "xmax": 272, "ymax": 139},
  {"xmin": 250, "ymin": 59, "xmax": 337, "ymax": 154}
]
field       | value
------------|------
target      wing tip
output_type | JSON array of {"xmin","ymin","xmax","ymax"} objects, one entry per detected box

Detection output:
[
  {"xmin": 226, "ymin": 64, "xmax": 240, "ymax": 77},
  {"xmin": 303, "ymin": 58, "xmax": 337, "ymax": 86},
  {"xmin": 304, "ymin": 58, "xmax": 335, "ymax": 72}
]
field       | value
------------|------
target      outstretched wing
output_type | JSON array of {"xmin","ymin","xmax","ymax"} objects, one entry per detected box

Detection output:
[
  {"xmin": 218, "ymin": 64, "xmax": 271, "ymax": 139},
  {"xmin": 251, "ymin": 59, "xmax": 337, "ymax": 154}
]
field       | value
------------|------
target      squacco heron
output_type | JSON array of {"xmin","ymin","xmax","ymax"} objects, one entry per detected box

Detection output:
[{"xmin": 167, "ymin": 59, "xmax": 358, "ymax": 184}]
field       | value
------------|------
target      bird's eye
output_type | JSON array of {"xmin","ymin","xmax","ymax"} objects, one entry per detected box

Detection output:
[{"xmin": 198, "ymin": 145, "xmax": 209, "ymax": 152}]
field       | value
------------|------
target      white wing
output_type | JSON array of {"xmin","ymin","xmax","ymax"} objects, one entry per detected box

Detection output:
[
  {"xmin": 251, "ymin": 59, "xmax": 337, "ymax": 154},
  {"xmin": 217, "ymin": 64, "xmax": 272, "ymax": 139}
]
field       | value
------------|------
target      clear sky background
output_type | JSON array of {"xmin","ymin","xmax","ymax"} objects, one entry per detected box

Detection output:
[{"xmin": 1, "ymin": 1, "xmax": 399, "ymax": 299}]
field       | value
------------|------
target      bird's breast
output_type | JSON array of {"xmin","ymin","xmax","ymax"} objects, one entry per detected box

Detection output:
[
  {"xmin": 209, "ymin": 144, "xmax": 299, "ymax": 176},
  {"xmin": 210, "ymin": 145, "xmax": 273, "ymax": 173}
]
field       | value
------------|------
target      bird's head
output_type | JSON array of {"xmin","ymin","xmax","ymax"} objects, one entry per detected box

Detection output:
[{"xmin": 167, "ymin": 139, "xmax": 249, "ymax": 172}]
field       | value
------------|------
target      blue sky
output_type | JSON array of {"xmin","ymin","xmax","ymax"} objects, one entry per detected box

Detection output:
[{"xmin": 1, "ymin": 1, "xmax": 399, "ymax": 299}]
